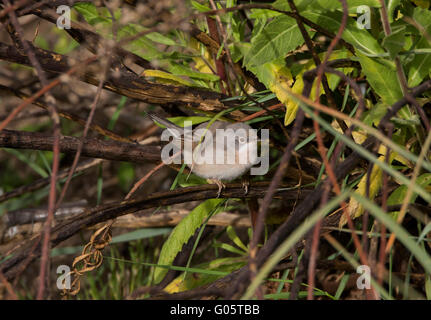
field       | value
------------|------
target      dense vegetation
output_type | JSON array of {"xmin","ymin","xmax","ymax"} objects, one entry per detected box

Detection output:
[{"xmin": 0, "ymin": 0, "xmax": 431, "ymax": 300}]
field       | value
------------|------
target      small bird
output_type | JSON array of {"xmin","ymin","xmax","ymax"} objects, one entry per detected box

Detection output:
[{"xmin": 147, "ymin": 112, "xmax": 259, "ymax": 197}]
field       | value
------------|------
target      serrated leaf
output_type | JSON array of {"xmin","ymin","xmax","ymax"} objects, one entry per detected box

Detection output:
[
  {"xmin": 154, "ymin": 199, "xmax": 225, "ymax": 283},
  {"xmin": 244, "ymin": 15, "xmax": 305, "ymax": 67}
]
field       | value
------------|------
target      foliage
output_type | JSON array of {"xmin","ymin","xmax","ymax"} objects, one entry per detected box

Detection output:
[{"xmin": 1, "ymin": 0, "xmax": 431, "ymax": 301}]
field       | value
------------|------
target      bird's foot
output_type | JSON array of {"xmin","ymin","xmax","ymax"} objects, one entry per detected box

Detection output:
[
  {"xmin": 207, "ymin": 179, "xmax": 225, "ymax": 198},
  {"xmin": 241, "ymin": 176, "xmax": 250, "ymax": 196}
]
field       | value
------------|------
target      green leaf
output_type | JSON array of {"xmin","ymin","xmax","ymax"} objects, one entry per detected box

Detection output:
[
  {"xmin": 357, "ymin": 52, "xmax": 403, "ymax": 105},
  {"xmin": 213, "ymin": 242, "xmax": 246, "ymax": 255},
  {"xmin": 407, "ymin": 8, "xmax": 431, "ymax": 87},
  {"xmin": 226, "ymin": 225, "xmax": 248, "ymax": 252},
  {"xmin": 361, "ymin": 102, "xmax": 388, "ymax": 126},
  {"xmin": 190, "ymin": 0, "xmax": 211, "ymax": 12},
  {"xmin": 153, "ymin": 199, "xmax": 225, "ymax": 283},
  {"xmin": 167, "ymin": 116, "xmax": 211, "ymax": 127},
  {"xmin": 169, "ymin": 63, "xmax": 220, "ymax": 82},
  {"xmin": 302, "ymin": 10, "xmax": 384, "ymax": 56},
  {"xmin": 387, "ymin": 173, "xmax": 431, "ymax": 211},
  {"xmin": 118, "ymin": 24, "xmax": 162, "ymax": 61},
  {"xmin": 73, "ymin": 3, "xmax": 111, "ymax": 25},
  {"xmin": 248, "ymin": 8, "xmax": 281, "ymax": 20},
  {"xmin": 145, "ymin": 32, "xmax": 177, "ymax": 46},
  {"xmin": 176, "ymin": 172, "xmax": 207, "ymax": 187},
  {"xmin": 244, "ymin": 15, "xmax": 305, "ymax": 67},
  {"xmin": 142, "ymin": 70, "xmax": 193, "ymax": 86},
  {"xmin": 382, "ymin": 25, "xmax": 406, "ymax": 59},
  {"xmin": 164, "ymin": 257, "xmax": 246, "ymax": 293}
]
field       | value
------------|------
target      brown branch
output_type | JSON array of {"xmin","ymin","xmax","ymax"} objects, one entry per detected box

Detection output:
[
  {"xmin": 0, "ymin": 84, "xmax": 132, "ymax": 143},
  {"xmin": 189, "ymin": 24, "xmax": 266, "ymax": 92},
  {"xmin": 2, "ymin": 0, "xmax": 62, "ymax": 299},
  {"xmin": 28, "ymin": 4, "xmax": 156, "ymax": 71},
  {"xmin": 0, "ymin": 129, "xmax": 161, "ymax": 163},
  {"xmin": 0, "ymin": 181, "xmax": 303, "ymax": 280},
  {"xmin": 0, "ymin": 42, "xmax": 246, "ymax": 119}
]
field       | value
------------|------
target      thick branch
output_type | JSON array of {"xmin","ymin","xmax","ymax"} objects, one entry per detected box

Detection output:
[
  {"xmin": 0, "ymin": 129, "xmax": 161, "ymax": 163},
  {"xmin": 0, "ymin": 42, "xmax": 246, "ymax": 118},
  {"xmin": 0, "ymin": 181, "xmax": 306, "ymax": 279}
]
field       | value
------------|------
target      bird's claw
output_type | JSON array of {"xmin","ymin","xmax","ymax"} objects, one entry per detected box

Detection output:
[
  {"xmin": 241, "ymin": 177, "xmax": 250, "ymax": 196},
  {"xmin": 216, "ymin": 180, "xmax": 226, "ymax": 198},
  {"xmin": 208, "ymin": 179, "xmax": 225, "ymax": 198}
]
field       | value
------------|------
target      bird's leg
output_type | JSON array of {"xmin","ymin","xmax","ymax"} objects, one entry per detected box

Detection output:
[
  {"xmin": 241, "ymin": 175, "xmax": 250, "ymax": 196},
  {"xmin": 207, "ymin": 178, "xmax": 225, "ymax": 198}
]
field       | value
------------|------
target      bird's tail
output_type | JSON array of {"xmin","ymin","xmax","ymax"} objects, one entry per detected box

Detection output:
[{"xmin": 146, "ymin": 112, "xmax": 182, "ymax": 129}]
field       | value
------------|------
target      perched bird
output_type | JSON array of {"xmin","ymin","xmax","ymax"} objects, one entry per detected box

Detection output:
[{"xmin": 147, "ymin": 112, "xmax": 259, "ymax": 197}]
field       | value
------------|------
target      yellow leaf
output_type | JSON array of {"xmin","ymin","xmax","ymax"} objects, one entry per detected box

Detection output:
[
  {"xmin": 339, "ymin": 150, "xmax": 396, "ymax": 227},
  {"xmin": 281, "ymin": 51, "xmax": 352, "ymax": 126},
  {"xmin": 164, "ymin": 277, "xmax": 184, "ymax": 293},
  {"xmin": 284, "ymin": 76, "xmax": 303, "ymax": 126},
  {"xmin": 193, "ymin": 57, "xmax": 214, "ymax": 75},
  {"xmin": 191, "ymin": 38, "xmax": 215, "ymax": 75},
  {"xmin": 141, "ymin": 69, "xmax": 193, "ymax": 86}
]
